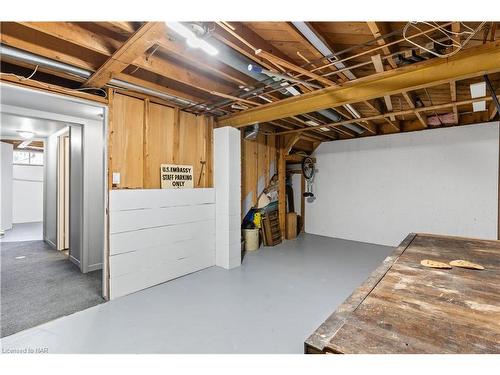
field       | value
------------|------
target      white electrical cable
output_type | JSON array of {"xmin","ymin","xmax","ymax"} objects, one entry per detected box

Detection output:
[
  {"xmin": 1, "ymin": 64, "xmax": 39, "ymax": 81},
  {"xmin": 402, "ymin": 22, "xmax": 487, "ymax": 58},
  {"xmin": 1, "ymin": 65, "xmax": 108, "ymax": 99}
]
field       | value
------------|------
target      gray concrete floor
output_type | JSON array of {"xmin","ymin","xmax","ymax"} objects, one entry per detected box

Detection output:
[
  {"xmin": 0, "ymin": 222, "xmax": 43, "ymax": 242},
  {"xmin": 0, "ymin": 234, "xmax": 393, "ymax": 354}
]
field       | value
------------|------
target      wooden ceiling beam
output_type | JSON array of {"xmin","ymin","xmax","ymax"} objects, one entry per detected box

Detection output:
[
  {"xmin": 371, "ymin": 53, "xmax": 395, "ymax": 121},
  {"xmin": 217, "ymin": 41, "xmax": 500, "ymax": 128},
  {"xmin": 16, "ymin": 22, "xmax": 238, "ymax": 98},
  {"xmin": 112, "ymin": 72, "xmax": 207, "ymax": 104},
  {"xmin": 212, "ymin": 22, "xmax": 291, "ymax": 72},
  {"xmin": 255, "ymin": 49, "xmax": 335, "ymax": 87},
  {"xmin": 18, "ymin": 22, "xmax": 120, "ymax": 55},
  {"xmin": 450, "ymin": 80, "xmax": 459, "ymax": 124},
  {"xmin": 284, "ymin": 134, "xmax": 302, "ymax": 154},
  {"xmin": 1, "ymin": 23, "xmax": 99, "ymax": 71},
  {"xmin": 159, "ymin": 25, "xmax": 253, "ymax": 87},
  {"xmin": 366, "ymin": 22, "xmax": 398, "ymax": 69},
  {"xmin": 402, "ymin": 91, "xmax": 428, "ymax": 128},
  {"xmin": 489, "ymin": 100, "xmax": 499, "ymax": 121},
  {"xmin": 83, "ymin": 22, "xmax": 163, "ymax": 88},
  {"xmin": 276, "ymin": 94, "xmax": 499, "ymax": 136}
]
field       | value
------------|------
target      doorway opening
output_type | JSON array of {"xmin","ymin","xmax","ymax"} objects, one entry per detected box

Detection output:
[{"xmin": 0, "ymin": 83, "xmax": 108, "ymax": 337}]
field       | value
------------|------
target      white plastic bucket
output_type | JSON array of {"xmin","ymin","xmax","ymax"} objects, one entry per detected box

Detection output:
[{"xmin": 243, "ymin": 229, "xmax": 260, "ymax": 251}]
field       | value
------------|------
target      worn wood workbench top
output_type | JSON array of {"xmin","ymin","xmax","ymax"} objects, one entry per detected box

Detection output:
[{"xmin": 305, "ymin": 233, "xmax": 500, "ymax": 354}]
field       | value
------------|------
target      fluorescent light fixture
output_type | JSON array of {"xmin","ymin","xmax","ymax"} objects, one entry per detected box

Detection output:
[
  {"xmin": 257, "ymin": 95, "xmax": 273, "ymax": 103},
  {"xmin": 306, "ymin": 120, "xmax": 319, "ymax": 126},
  {"xmin": 165, "ymin": 22, "xmax": 218, "ymax": 56},
  {"xmin": 17, "ymin": 131, "xmax": 34, "ymax": 139},
  {"xmin": 320, "ymin": 127, "xmax": 330, "ymax": 132},
  {"xmin": 470, "ymin": 82, "xmax": 486, "ymax": 112},
  {"xmin": 17, "ymin": 140, "xmax": 32, "ymax": 149},
  {"xmin": 345, "ymin": 103, "xmax": 361, "ymax": 119}
]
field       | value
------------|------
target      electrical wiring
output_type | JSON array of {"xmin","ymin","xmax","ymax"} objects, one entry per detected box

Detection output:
[
  {"xmin": 73, "ymin": 87, "xmax": 108, "ymax": 98},
  {"xmin": 0, "ymin": 67, "xmax": 108, "ymax": 99},
  {"xmin": 402, "ymin": 22, "xmax": 487, "ymax": 58},
  {"xmin": 1, "ymin": 64, "xmax": 39, "ymax": 81}
]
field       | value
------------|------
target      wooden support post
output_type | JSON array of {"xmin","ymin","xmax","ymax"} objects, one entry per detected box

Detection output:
[
  {"xmin": 205, "ymin": 116, "xmax": 214, "ymax": 187},
  {"xmin": 172, "ymin": 108, "xmax": 180, "ymax": 164},
  {"xmin": 278, "ymin": 136, "xmax": 287, "ymax": 239},
  {"xmin": 142, "ymin": 98, "xmax": 150, "ymax": 189}
]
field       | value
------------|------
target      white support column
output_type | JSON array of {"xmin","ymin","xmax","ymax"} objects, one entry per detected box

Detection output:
[{"xmin": 214, "ymin": 126, "xmax": 241, "ymax": 269}]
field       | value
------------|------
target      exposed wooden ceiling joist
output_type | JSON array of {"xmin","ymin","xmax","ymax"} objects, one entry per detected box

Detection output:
[
  {"xmin": 366, "ymin": 22, "xmax": 398, "ymax": 69},
  {"xmin": 83, "ymin": 22, "xmax": 163, "ymax": 88},
  {"xmin": 15, "ymin": 22, "xmax": 239, "ymax": 99},
  {"xmin": 217, "ymin": 41, "xmax": 500, "ymax": 128},
  {"xmin": 276, "ymin": 94, "xmax": 499, "ymax": 136}
]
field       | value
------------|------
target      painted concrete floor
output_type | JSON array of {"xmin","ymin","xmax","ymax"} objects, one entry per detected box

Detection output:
[
  {"xmin": 0, "ymin": 222, "xmax": 43, "ymax": 242},
  {"xmin": 0, "ymin": 234, "xmax": 393, "ymax": 354}
]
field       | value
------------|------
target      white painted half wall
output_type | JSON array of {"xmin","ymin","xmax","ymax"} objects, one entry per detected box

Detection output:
[
  {"xmin": 109, "ymin": 188, "xmax": 216, "ymax": 299},
  {"xmin": 13, "ymin": 165, "xmax": 43, "ymax": 223},
  {"xmin": 306, "ymin": 122, "xmax": 499, "ymax": 246}
]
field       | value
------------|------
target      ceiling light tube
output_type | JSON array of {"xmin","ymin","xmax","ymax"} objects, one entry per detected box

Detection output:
[
  {"xmin": 166, "ymin": 22, "xmax": 218, "ymax": 56},
  {"xmin": 17, "ymin": 131, "xmax": 35, "ymax": 139}
]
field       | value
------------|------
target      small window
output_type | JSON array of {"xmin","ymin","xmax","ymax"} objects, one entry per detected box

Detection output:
[{"xmin": 13, "ymin": 150, "xmax": 44, "ymax": 166}]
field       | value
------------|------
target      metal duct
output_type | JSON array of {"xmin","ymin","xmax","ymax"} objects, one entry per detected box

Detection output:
[
  {"xmin": 1, "ymin": 44, "xmax": 91, "ymax": 78},
  {"xmin": 292, "ymin": 22, "xmax": 356, "ymax": 80},
  {"xmin": 0, "ymin": 44, "xmax": 222, "ymax": 114},
  {"xmin": 291, "ymin": 22, "xmax": 366, "ymax": 134}
]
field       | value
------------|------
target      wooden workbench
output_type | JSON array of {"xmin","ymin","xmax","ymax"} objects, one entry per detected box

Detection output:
[{"xmin": 305, "ymin": 233, "xmax": 500, "ymax": 354}]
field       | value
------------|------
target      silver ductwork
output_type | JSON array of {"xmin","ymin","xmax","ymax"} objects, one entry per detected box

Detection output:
[
  {"xmin": 1, "ymin": 44, "xmax": 92, "ymax": 78},
  {"xmin": 0, "ymin": 44, "xmax": 222, "ymax": 114}
]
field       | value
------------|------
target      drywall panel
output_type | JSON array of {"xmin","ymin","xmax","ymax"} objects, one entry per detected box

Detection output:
[
  {"xmin": 12, "ymin": 165, "xmax": 43, "ymax": 223},
  {"xmin": 0, "ymin": 142, "xmax": 13, "ymax": 231},
  {"xmin": 109, "ymin": 188, "xmax": 216, "ymax": 299},
  {"xmin": 306, "ymin": 122, "xmax": 499, "ymax": 246}
]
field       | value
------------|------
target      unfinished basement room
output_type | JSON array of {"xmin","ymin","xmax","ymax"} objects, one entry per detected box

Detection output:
[{"xmin": 1, "ymin": 1, "xmax": 500, "ymax": 373}]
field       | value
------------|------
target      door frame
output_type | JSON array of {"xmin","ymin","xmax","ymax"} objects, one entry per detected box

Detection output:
[{"xmin": 1, "ymin": 82, "xmax": 110, "ymax": 300}]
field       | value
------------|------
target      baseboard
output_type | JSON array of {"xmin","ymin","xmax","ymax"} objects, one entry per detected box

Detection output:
[
  {"xmin": 69, "ymin": 255, "xmax": 81, "ymax": 268},
  {"xmin": 44, "ymin": 238, "xmax": 57, "ymax": 249},
  {"xmin": 87, "ymin": 263, "xmax": 103, "ymax": 272}
]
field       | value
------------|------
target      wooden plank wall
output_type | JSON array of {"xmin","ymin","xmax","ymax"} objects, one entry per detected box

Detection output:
[
  {"xmin": 109, "ymin": 92, "xmax": 214, "ymax": 190},
  {"xmin": 109, "ymin": 188, "xmax": 216, "ymax": 299},
  {"xmin": 241, "ymin": 125, "xmax": 277, "ymax": 216}
]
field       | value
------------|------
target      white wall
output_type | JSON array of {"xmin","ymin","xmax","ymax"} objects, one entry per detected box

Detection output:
[
  {"xmin": 0, "ymin": 142, "xmax": 13, "ymax": 231},
  {"xmin": 306, "ymin": 122, "xmax": 499, "ymax": 246},
  {"xmin": 12, "ymin": 164, "xmax": 43, "ymax": 223},
  {"xmin": 109, "ymin": 189, "xmax": 216, "ymax": 299}
]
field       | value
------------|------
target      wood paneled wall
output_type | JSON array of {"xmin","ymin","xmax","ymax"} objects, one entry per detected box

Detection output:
[
  {"xmin": 241, "ymin": 126, "xmax": 277, "ymax": 216},
  {"xmin": 109, "ymin": 92, "xmax": 214, "ymax": 189}
]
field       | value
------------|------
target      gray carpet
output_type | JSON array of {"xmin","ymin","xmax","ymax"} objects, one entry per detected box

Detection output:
[{"xmin": 1, "ymin": 240, "xmax": 103, "ymax": 337}]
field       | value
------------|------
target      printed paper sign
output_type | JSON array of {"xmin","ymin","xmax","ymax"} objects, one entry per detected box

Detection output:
[{"xmin": 160, "ymin": 164, "xmax": 194, "ymax": 189}]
